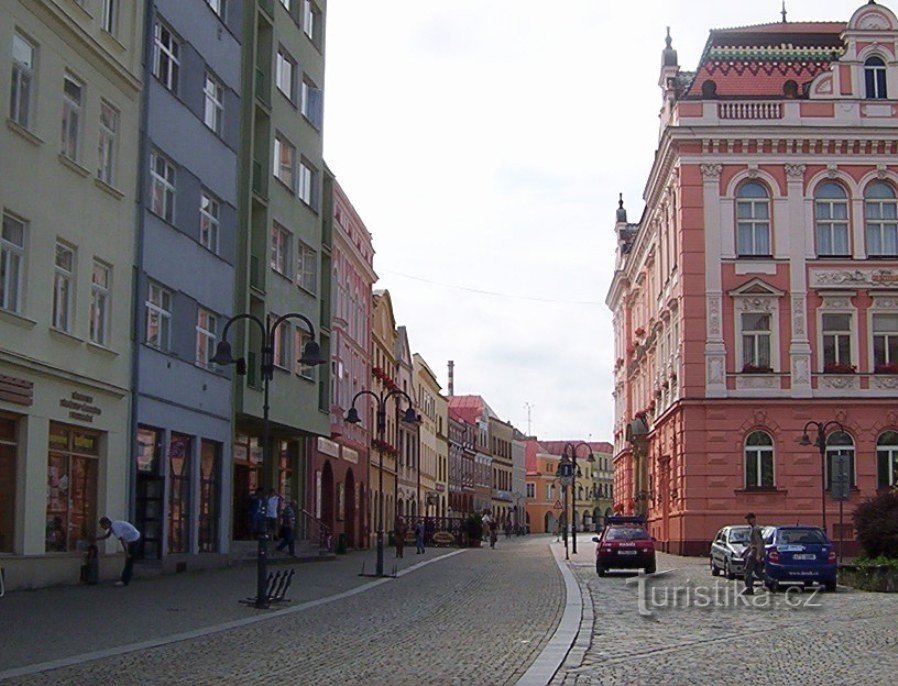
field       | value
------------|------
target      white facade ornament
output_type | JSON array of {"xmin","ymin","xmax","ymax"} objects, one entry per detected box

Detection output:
[
  {"xmin": 872, "ymin": 376, "xmax": 898, "ymax": 391},
  {"xmin": 707, "ymin": 296, "xmax": 722, "ymax": 337},
  {"xmin": 821, "ymin": 295, "xmax": 853, "ymax": 310},
  {"xmin": 701, "ymin": 163, "xmax": 723, "ymax": 180},
  {"xmin": 858, "ymin": 12, "xmax": 890, "ymax": 30},
  {"xmin": 709, "ymin": 357, "xmax": 725, "ymax": 384},
  {"xmin": 811, "ymin": 268, "xmax": 898, "ymax": 289},
  {"xmin": 827, "ymin": 164, "xmax": 838, "ymax": 179},
  {"xmin": 871, "ymin": 296, "xmax": 898, "ymax": 310},
  {"xmin": 820, "ymin": 375, "xmax": 861, "ymax": 391},
  {"xmin": 747, "ymin": 167, "xmax": 759, "ymax": 179},
  {"xmin": 877, "ymin": 164, "xmax": 888, "ymax": 179},
  {"xmin": 785, "ymin": 164, "xmax": 806, "ymax": 179},
  {"xmin": 792, "ymin": 296, "xmax": 806, "ymax": 336},
  {"xmin": 735, "ymin": 375, "xmax": 779, "ymax": 390},
  {"xmin": 793, "ymin": 357, "xmax": 810, "ymax": 385},
  {"xmin": 738, "ymin": 296, "xmax": 775, "ymax": 312}
]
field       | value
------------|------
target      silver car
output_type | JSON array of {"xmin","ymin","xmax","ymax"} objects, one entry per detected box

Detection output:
[{"xmin": 709, "ymin": 525, "xmax": 750, "ymax": 579}]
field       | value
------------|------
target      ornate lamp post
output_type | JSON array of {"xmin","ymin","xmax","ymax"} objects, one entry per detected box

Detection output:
[
  {"xmin": 562, "ymin": 442, "xmax": 595, "ymax": 554},
  {"xmin": 211, "ymin": 313, "xmax": 325, "ymax": 609},
  {"xmin": 345, "ymin": 389, "xmax": 417, "ymax": 577},
  {"xmin": 799, "ymin": 419, "xmax": 845, "ymax": 535}
]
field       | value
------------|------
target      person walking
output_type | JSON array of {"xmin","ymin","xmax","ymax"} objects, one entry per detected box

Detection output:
[
  {"xmin": 414, "ymin": 520, "xmax": 426, "ymax": 554},
  {"xmin": 96, "ymin": 517, "xmax": 141, "ymax": 587},
  {"xmin": 504, "ymin": 520, "xmax": 513, "ymax": 539},
  {"xmin": 276, "ymin": 500, "xmax": 297, "ymax": 556},
  {"xmin": 394, "ymin": 516, "xmax": 408, "ymax": 558},
  {"xmin": 742, "ymin": 512, "xmax": 766, "ymax": 595},
  {"xmin": 488, "ymin": 518, "xmax": 499, "ymax": 549},
  {"xmin": 247, "ymin": 487, "xmax": 264, "ymax": 537},
  {"xmin": 266, "ymin": 489, "xmax": 281, "ymax": 538}
]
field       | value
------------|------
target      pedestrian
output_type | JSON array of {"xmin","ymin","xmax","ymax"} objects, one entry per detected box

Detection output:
[
  {"xmin": 742, "ymin": 512, "xmax": 766, "ymax": 595},
  {"xmin": 504, "ymin": 520, "xmax": 512, "ymax": 539},
  {"xmin": 266, "ymin": 488, "xmax": 281, "ymax": 538},
  {"xmin": 394, "ymin": 516, "xmax": 408, "ymax": 558},
  {"xmin": 248, "ymin": 487, "xmax": 264, "ymax": 537},
  {"xmin": 414, "ymin": 519, "xmax": 425, "ymax": 554},
  {"xmin": 489, "ymin": 518, "xmax": 499, "ymax": 549},
  {"xmin": 276, "ymin": 500, "xmax": 297, "ymax": 556},
  {"xmin": 554, "ymin": 522, "xmax": 561, "ymax": 542},
  {"xmin": 96, "ymin": 516, "xmax": 141, "ymax": 587}
]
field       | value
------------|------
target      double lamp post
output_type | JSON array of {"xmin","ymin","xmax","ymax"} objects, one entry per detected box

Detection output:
[
  {"xmin": 558, "ymin": 442, "xmax": 594, "ymax": 555},
  {"xmin": 798, "ymin": 419, "xmax": 845, "ymax": 536}
]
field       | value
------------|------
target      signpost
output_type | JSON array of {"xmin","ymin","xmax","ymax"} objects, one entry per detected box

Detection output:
[{"xmin": 831, "ymin": 453, "xmax": 851, "ymax": 562}]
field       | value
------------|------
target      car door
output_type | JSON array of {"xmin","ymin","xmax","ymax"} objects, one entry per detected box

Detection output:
[{"xmin": 711, "ymin": 528, "xmax": 725, "ymax": 566}]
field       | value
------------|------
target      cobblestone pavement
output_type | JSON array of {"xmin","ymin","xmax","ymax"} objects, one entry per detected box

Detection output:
[
  {"xmin": 553, "ymin": 547, "xmax": 898, "ymax": 685},
  {"xmin": 3, "ymin": 536, "xmax": 564, "ymax": 685}
]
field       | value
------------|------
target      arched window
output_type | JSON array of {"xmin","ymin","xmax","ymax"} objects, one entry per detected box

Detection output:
[
  {"xmin": 744, "ymin": 431, "xmax": 774, "ymax": 488},
  {"xmin": 865, "ymin": 56, "xmax": 888, "ymax": 99},
  {"xmin": 736, "ymin": 182, "xmax": 771, "ymax": 256},
  {"xmin": 877, "ymin": 431, "xmax": 898, "ymax": 489},
  {"xmin": 815, "ymin": 182, "xmax": 850, "ymax": 256},
  {"xmin": 825, "ymin": 431, "xmax": 855, "ymax": 490},
  {"xmin": 865, "ymin": 181, "xmax": 898, "ymax": 256}
]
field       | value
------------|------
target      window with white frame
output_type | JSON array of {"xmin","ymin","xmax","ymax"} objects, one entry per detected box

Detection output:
[
  {"xmin": 297, "ymin": 241, "xmax": 317, "ymax": 293},
  {"xmin": 873, "ymin": 313, "xmax": 898, "ymax": 371},
  {"xmin": 146, "ymin": 283, "xmax": 172, "ymax": 350},
  {"xmin": 865, "ymin": 181, "xmax": 898, "ymax": 257},
  {"xmin": 153, "ymin": 21, "xmax": 180, "ymax": 93},
  {"xmin": 814, "ymin": 182, "xmax": 850, "ymax": 256},
  {"xmin": 294, "ymin": 328, "xmax": 315, "ymax": 379},
  {"xmin": 526, "ymin": 483, "xmax": 535, "ymax": 498},
  {"xmin": 195, "ymin": 308, "xmax": 218, "ymax": 369},
  {"xmin": 273, "ymin": 134, "xmax": 295, "ymax": 190},
  {"xmin": 741, "ymin": 312, "xmax": 772, "ymax": 371},
  {"xmin": 300, "ymin": 76, "xmax": 323, "ymax": 129},
  {"xmin": 865, "ymin": 56, "xmax": 888, "ymax": 100},
  {"xmin": 744, "ymin": 431, "xmax": 774, "ymax": 488},
  {"xmin": 1, "ymin": 212, "xmax": 26, "ymax": 313},
  {"xmin": 150, "ymin": 151, "xmax": 176, "ymax": 223},
  {"xmin": 276, "ymin": 48, "xmax": 296, "ymax": 101},
  {"xmin": 203, "ymin": 72, "xmax": 224, "ymax": 135},
  {"xmin": 298, "ymin": 159, "xmax": 317, "ymax": 207},
  {"xmin": 205, "ymin": 0, "xmax": 224, "ymax": 17},
  {"xmin": 10, "ymin": 33, "xmax": 35, "ymax": 129},
  {"xmin": 825, "ymin": 431, "xmax": 855, "ymax": 490},
  {"xmin": 97, "ymin": 101, "xmax": 118, "ymax": 185},
  {"xmin": 876, "ymin": 431, "xmax": 898, "ymax": 489},
  {"xmin": 89, "ymin": 261, "xmax": 110, "ymax": 346},
  {"xmin": 101, "ymin": 0, "xmax": 118, "ymax": 35},
  {"xmin": 303, "ymin": 0, "xmax": 323, "ymax": 48},
  {"xmin": 272, "ymin": 317, "xmax": 290, "ymax": 368},
  {"xmin": 61, "ymin": 74, "xmax": 83, "ymax": 161},
  {"xmin": 52, "ymin": 242, "xmax": 75, "ymax": 332},
  {"xmin": 735, "ymin": 182, "xmax": 771, "ymax": 256},
  {"xmin": 270, "ymin": 223, "xmax": 290, "ymax": 276},
  {"xmin": 199, "ymin": 191, "xmax": 220, "ymax": 253},
  {"xmin": 822, "ymin": 313, "xmax": 853, "ymax": 371}
]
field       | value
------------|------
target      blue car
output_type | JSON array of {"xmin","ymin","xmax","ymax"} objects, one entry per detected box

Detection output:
[{"xmin": 761, "ymin": 526, "xmax": 837, "ymax": 592}]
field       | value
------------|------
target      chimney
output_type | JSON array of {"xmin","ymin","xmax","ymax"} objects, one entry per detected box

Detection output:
[{"xmin": 447, "ymin": 360, "xmax": 455, "ymax": 396}]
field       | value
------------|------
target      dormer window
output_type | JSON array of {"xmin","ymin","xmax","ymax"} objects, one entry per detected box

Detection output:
[{"xmin": 865, "ymin": 56, "xmax": 887, "ymax": 99}]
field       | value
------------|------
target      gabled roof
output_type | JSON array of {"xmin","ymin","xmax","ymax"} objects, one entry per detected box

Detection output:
[{"xmin": 448, "ymin": 395, "xmax": 497, "ymax": 424}]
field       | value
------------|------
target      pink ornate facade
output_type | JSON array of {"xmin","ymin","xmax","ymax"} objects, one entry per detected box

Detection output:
[{"xmin": 608, "ymin": 3, "xmax": 898, "ymax": 556}]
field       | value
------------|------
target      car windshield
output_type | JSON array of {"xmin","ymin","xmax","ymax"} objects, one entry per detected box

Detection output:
[
  {"xmin": 776, "ymin": 528, "xmax": 827, "ymax": 544},
  {"xmin": 605, "ymin": 527, "xmax": 651, "ymax": 541},
  {"xmin": 727, "ymin": 528, "xmax": 749, "ymax": 543}
]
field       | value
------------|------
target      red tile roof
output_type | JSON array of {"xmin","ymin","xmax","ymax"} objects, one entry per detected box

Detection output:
[{"xmin": 713, "ymin": 21, "xmax": 845, "ymax": 35}]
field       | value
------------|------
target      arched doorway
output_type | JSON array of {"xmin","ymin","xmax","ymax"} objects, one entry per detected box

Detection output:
[
  {"xmin": 544, "ymin": 511, "xmax": 557, "ymax": 534},
  {"xmin": 345, "ymin": 468, "xmax": 356, "ymax": 548},
  {"xmin": 582, "ymin": 509, "xmax": 591, "ymax": 532},
  {"xmin": 321, "ymin": 460, "xmax": 335, "ymax": 532}
]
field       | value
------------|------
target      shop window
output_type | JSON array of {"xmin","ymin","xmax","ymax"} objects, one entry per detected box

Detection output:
[
  {"xmin": 744, "ymin": 431, "xmax": 774, "ymax": 488},
  {"xmin": 136, "ymin": 426, "xmax": 164, "ymax": 560},
  {"xmin": 877, "ymin": 431, "xmax": 898, "ymax": 489},
  {"xmin": 199, "ymin": 440, "xmax": 220, "ymax": 552},
  {"xmin": 825, "ymin": 431, "xmax": 855, "ymax": 490},
  {"xmin": 168, "ymin": 433, "xmax": 191, "ymax": 554},
  {"xmin": 46, "ymin": 423, "xmax": 100, "ymax": 552},
  {"xmin": 865, "ymin": 56, "xmax": 887, "ymax": 100},
  {"xmin": 814, "ymin": 182, "xmax": 850, "ymax": 256},
  {"xmin": 0, "ymin": 414, "xmax": 18, "ymax": 552}
]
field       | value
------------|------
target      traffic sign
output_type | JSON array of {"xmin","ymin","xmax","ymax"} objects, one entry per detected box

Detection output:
[
  {"xmin": 831, "ymin": 453, "xmax": 851, "ymax": 501},
  {"xmin": 553, "ymin": 500, "xmax": 563, "ymax": 511}
]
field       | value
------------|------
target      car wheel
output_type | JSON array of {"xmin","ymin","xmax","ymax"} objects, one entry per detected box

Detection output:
[
  {"xmin": 710, "ymin": 557, "xmax": 720, "ymax": 576},
  {"xmin": 645, "ymin": 561, "xmax": 656, "ymax": 575},
  {"xmin": 724, "ymin": 559, "xmax": 736, "ymax": 580},
  {"xmin": 825, "ymin": 580, "xmax": 837, "ymax": 593},
  {"xmin": 596, "ymin": 560, "xmax": 606, "ymax": 577}
]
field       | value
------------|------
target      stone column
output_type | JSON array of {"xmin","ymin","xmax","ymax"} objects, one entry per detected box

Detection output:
[
  {"xmin": 701, "ymin": 163, "xmax": 727, "ymax": 398},
  {"xmin": 785, "ymin": 163, "xmax": 812, "ymax": 397}
]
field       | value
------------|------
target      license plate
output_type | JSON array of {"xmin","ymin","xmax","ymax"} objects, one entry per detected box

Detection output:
[
  {"xmin": 794, "ymin": 554, "xmax": 815, "ymax": 560},
  {"xmin": 617, "ymin": 550, "xmax": 637, "ymax": 555}
]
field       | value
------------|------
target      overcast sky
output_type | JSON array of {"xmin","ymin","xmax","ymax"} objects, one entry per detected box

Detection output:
[{"xmin": 322, "ymin": 0, "xmax": 862, "ymax": 441}]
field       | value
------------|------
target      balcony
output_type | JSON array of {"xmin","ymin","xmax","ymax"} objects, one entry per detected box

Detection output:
[
  {"xmin": 718, "ymin": 101, "xmax": 783, "ymax": 120},
  {"xmin": 251, "ymin": 159, "xmax": 267, "ymax": 199},
  {"xmin": 254, "ymin": 67, "xmax": 270, "ymax": 109},
  {"xmin": 249, "ymin": 253, "xmax": 264, "ymax": 293}
]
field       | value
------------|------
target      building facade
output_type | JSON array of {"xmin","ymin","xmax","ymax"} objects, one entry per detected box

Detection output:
[
  {"xmin": 447, "ymin": 414, "xmax": 475, "ymax": 518},
  {"xmin": 394, "ymin": 325, "xmax": 419, "ymax": 519},
  {"xmin": 1, "ymin": 0, "xmax": 143, "ymax": 588},
  {"xmin": 608, "ymin": 2, "xmax": 898, "ymax": 555},
  {"xmin": 413, "ymin": 352, "xmax": 442, "ymax": 520},
  {"xmin": 511, "ymin": 431, "xmax": 526, "ymax": 531},
  {"xmin": 524, "ymin": 439, "xmax": 562, "ymax": 534},
  {"xmin": 489, "ymin": 416, "xmax": 514, "ymax": 523}
]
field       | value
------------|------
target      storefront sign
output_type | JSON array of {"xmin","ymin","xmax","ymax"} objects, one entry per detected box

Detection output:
[
  {"xmin": 317, "ymin": 437, "xmax": 339, "ymax": 457},
  {"xmin": 0, "ymin": 375, "xmax": 33, "ymax": 407},
  {"xmin": 59, "ymin": 392, "xmax": 102, "ymax": 424}
]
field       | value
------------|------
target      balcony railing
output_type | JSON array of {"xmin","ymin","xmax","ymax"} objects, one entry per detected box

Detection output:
[{"xmin": 718, "ymin": 102, "xmax": 783, "ymax": 120}]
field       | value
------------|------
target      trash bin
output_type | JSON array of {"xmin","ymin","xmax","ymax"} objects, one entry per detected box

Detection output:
[
  {"xmin": 337, "ymin": 533, "xmax": 348, "ymax": 555},
  {"xmin": 81, "ymin": 544, "xmax": 99, "ymax": 585}
]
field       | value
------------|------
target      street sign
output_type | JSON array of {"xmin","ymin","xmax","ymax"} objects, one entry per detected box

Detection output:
[
  {"xmin": 553, "ymin": 500, "xmax": 563, "ymax": 511},
  {"xmin": 831, "ymin": 453, "xmax": 851, "ymax": 501},
  {"xmin": 559, "ymin": 463, "xmax": 574, "ymax": 478}
]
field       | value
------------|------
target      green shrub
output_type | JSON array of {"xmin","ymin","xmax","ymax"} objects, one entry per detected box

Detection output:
[
  {"xmin": 853, "ymin": 489, "xmax": 898, "ymax": 559},
  {"xmin": 853, "ymin": 556, "xmax": 898, "ymax": 569},
  {"xmin": 465, "ymin": 513, "xmax": 483, "ymax": 540}
]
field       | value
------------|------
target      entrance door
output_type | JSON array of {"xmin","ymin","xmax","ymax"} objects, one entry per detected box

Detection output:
[{"xmin": 136, "ymin": 473, "xmax": 164, "ymax": 559}]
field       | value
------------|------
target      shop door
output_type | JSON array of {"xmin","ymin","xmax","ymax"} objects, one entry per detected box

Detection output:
[{"xmin": 136, "ymin": 473, "xmax": 164, "ymax": 559}]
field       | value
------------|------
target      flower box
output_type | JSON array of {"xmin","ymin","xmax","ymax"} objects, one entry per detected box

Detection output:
[
  {"xmin": 823, "ymin": 362, "xmax": 857, "ymax": 374},
  {"xmin": 634, "ymin": 327, "xmax": 646, "ymax": 337},
  {"xmin": 741, "ymin": 364, "xmax": 773, "ymax": 374},
  {"xmin": 874, "ymin": 363, "xmax": 898, "ymax": 375}
]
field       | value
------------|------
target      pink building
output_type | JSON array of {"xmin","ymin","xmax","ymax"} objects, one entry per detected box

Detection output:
[{"xmin": 608, "ymin": 3, "xmax": 898, "ymax": 556}]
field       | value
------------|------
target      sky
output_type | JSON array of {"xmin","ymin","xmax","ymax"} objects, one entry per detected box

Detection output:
[{"xmin": 322, "ymin": 0, "xmax": 863, "ymax": 441}]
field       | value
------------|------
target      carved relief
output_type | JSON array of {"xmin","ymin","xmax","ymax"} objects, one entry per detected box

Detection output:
[
  {"xmin": 701, "ymin": 163, "xmax": 723, "ymax": 180},
  {"xmin": 827, "ymin": 164, "xmax": 838, "ymax": 179},
  {"xmin": 785, "ymin": 164, "xmax": 806, "ymax": 180},
  {"xmin": 811, "ymin": 268, "xmax": 898, "ymax": 289},
  {"xmin": 871, "ymin": 296, "xmax": 898, "ymax": 310},
  {"xmin": 707, "ymin": 296, "xmax": 722, "ymax": 337},
  {"xmin": 792, "ymin": 296, "xmax": 806, "ymax": 336},
  {"xmin": 736, "ymin": 375, "xmax": 779, "ymax": 391},
  {"xmin": 878, "ymin": 164, "xmax": 888, "ymax": 180},
  {"xmin": 821, "ymin": 296, "xmax": 853, "ymax": 310},
  {"xmin": 820, "ymin": 375, "xmax": 861, "ymax": 391},
  {"xmin": 857, "ymin": 11, "xmax": 891, "ymax": 30},
  {"xmin": 738, "ymin": 296, "xmax": 775, "ymax": 312},
  {"xmin": 792, "ymin": 357, "xmax": 810, "ymax": 385},
  {"xmin": 872, "ymin": 376, "xmax": 898, "ymax": 391},
  {"xmin": 708, "ymin": 357, "xmax": 725, "ymax": 384}
]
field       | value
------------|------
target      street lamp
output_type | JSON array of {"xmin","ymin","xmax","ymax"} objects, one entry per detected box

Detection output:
[
  {"xmin": 798, "ymin": 419, "xmax": 845, "ymax": 535},
  {"xmin": 211, "ymin": 312, "xmax": 325, "ymax": 609},
  {"xmin": 563, "ymin": 442, "xmax": 595, "ymax": 554},
  {"xmin": 345, "ymin": 388, "xmax": 418, "ymax": 577}
]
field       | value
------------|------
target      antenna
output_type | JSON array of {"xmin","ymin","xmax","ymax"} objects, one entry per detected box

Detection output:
[
  {"xmin": 524, "ymin": 402, "xmax": 534, "ymax": 435},
  {"xmin": 781, "ymin": 1, "xmax": 787, "ymax": 23}
]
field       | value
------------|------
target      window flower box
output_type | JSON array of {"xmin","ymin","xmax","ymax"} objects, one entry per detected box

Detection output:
[
  {"xmin": 741, "ymin": 363, "xmax": 773, "ymax": 374},
  {"xmin": 823, "ymin": 362, "xmax": 857, "ymax": 374},
  {"xmin": 874, "ymin": 363, "xmax": 898, "ymax": 375},
  {"xmin": 634, "ymin": 327, "xmax": 646, "ymax": 337}
]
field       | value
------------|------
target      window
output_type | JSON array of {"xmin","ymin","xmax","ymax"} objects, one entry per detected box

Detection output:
[
  {"xmin": 46, "ymin": 424, "xmax": 99, "ymax": 553},
  {"xmin": 303, "ymin": 0, "xmax": 323, "ymax": 48},
  {"xmin": 744, "ymin": 431, "xmax": 774, "ymax": 488},
  {"xmin": 203, "ymin": 73, "xmax": 224, "ymax": 135},
  {"xmin": 10, "ymin": 33, "xmax": 35, "ymax": 128},
  {"xmin": 61, "ymin": 74, "xmax": 83, "ymax": 161},
  {"xmin": 865, "ymin": 56, "xmax": 887, "ymax": 99},
  {"xmin": 825, "ymin": 431, "xmax": 855, "ymax": 490},
  {"xmin": 52, "ymin": 242, "xmax": 75, "ymax": 332},
  {"xmin": 273, "ymin": 134, "xmax": 295, "ymax": 190},
  {"xmin": 199, "ymin": 440, "xmax": 220, "ymax": 552},
  {"xmin": 297, "ymin": 241, "xmax": 317, "ymax": 293},
  {"xmin": 526, "ymin": 483, "xmax": 535, "ymax": 498},
  {"xmin": 1, "ymin": 213, "xmax": 25, "ymax": 313},
  {"xmin": 150, "ymin": 150, "xmax": 176, "ymax": 222},
  {"xmin": 0, "ymin": 414, "xmax": 17, "ymax": 553},
  {"xmin": 196, "ymin": 308, "xmax": 218, "ymax": 369},
  {"xmin": 146, "ymin": 283, "xmax": 172, "ymax": 350},
  {"xmin": 295, "ymin": 328, "xmax": 315, "ymax": 379},
  {"xmin": 865, "ymin": 181, "xmax": 898, "ymax": 256},
  {"xmin": 273, "ymin": 318, "xmax": 290, "ymax": 368},
  {"xmin": 873, "ymin": 313, "xmax": 898, "ymax": 371},
  {"xmin": 168, "ymin": 433, "xmax": 191, "ymax": 554},
  {"xmin": 89, "ymin": 261, "xmax": 110, "ymax": 346},
  {"xmin": 301, "ymin": 77, "xmax": 323, "ymax": 128},
  {"xmin": 101, "ymin": 0, "xmax": 118, "ymax": 35},
  {"xmin": 741, "ymin": 313, "xmax": 772, "ymax": 371},
  {"xmin": 298, "ymin": 159, "xmax": 317, "ymax": 207},
  {"xmin": 735, "ymin": 182, "xmax": 771, "ymax": 256},
  {"xmin": 547, "ymin": 484, "xmax": 554, "ymax": 500},
  {"xmin": 153, "ymin": 21, "xmax": 180, "ymax": 92},
  {"xmin": 280, "ymin": 0, "xmax": 291, "ymax": 9},
  {"xmin": 822, "ymin": 313, "xmax": 852, "ymax": 371},
  {"xmin": 877, "ymin": 431, "xmax": 898, "ymax": 489},
  {"xmin": 199, "ymin": 191, "xmax": 220, "ymax": 253},
  {"xmin": 814, "ymin": 182, "xmax": 849, "ymax": 256},
  {"xmin": 97, "ymin": 101, "xmax": 118, "ymax": 185},
  {"xmin": 270, "ymin": 223, "xmax": 290, "ymax": 276},
  {"xmin": 276, "ymin": 48, "xmax": 296, "ymax": 101},
  {"xmin": 205, "ymin": 0, "xmax": 224, "ymax": 17}
]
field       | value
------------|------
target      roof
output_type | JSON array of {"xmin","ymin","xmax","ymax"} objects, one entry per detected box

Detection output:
[
  {"xmin": 538, "ymin": 441, "xmax": 614, "ymax": 457},
  {"xmin": 712, "ymin": 21, "xmax": 845, "ymax": 35},
  {"xmin": 448, "ymin": 395, "xmax": 488, "ymax": 425}
]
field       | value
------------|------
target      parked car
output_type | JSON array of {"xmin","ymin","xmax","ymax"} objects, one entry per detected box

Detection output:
[
  {"xmin": 709, "ymin": 525, "xmax": 750, "ymax": 579},
  {"xmin": 593, "ymin": 516, "xmax": 656, "ymax": 576},
  {"xmin": 761, "ymin": 525, "xmax": 837, "ymax": 592}
]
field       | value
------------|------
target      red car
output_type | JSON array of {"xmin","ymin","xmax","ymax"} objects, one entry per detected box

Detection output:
[{"xmin": 593, "ymin": 517, "xmax": 656, "ymax": 576}]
